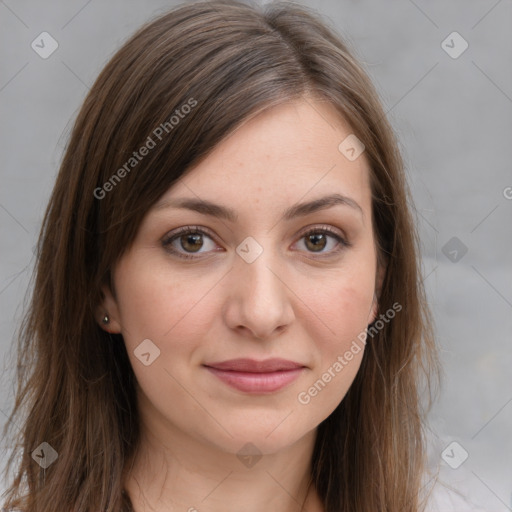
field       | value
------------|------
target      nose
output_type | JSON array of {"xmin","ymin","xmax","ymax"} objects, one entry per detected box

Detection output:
[{"xmin": 222, "ymin": 243, "xmax": 295, "ymax": 340}]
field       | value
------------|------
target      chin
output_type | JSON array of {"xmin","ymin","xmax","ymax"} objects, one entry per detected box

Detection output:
[{"xmin": 204, "ymin": 419, "xmax": 314, "ymax": 457}]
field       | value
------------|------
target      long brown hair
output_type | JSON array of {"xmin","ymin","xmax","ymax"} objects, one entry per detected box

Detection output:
[{"xmin": 1, "ymin": 1, "xmax": 439, "ymax": 510}]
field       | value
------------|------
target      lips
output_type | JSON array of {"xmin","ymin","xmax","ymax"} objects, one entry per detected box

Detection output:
[
  {"xmin": 203, "ymin": 358, "xmax": 306, "ymax": 393},
  {"xmin": 204, "ymin": 358, "xmax": 304, "ymax": 372}
]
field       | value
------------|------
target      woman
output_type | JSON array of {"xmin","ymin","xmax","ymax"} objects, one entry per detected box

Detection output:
[{"xmin": 1, "ymin": 1, "xmax": 441, "ymax": 510}]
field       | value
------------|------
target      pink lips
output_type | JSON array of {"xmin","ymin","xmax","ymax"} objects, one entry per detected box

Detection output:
[{"xmin": 203, "ymin": 358, "xmax": 306, "ymax": 393}]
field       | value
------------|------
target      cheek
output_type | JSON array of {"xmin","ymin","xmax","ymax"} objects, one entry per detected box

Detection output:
[
  {"xmin": 113, "ymin": 259, "xmax": 218, "ymax": 409},
  {"xmin": 294, "ymin": 253, "xmax": 375, "ymax": 396},
  {"xmin": 113, "ymin": 256, "xmax": 215, "ymax": 352},
  {"xmin": 311, "ymin": 281, "xmax": 373, "ymax": 375},
  {"xmin": 300, "ymin": 263, "xmax": 375, "ymax": 349},
  {"xmin": 294, "ymin": 279, "xmax": 373, "ymax": 415}
]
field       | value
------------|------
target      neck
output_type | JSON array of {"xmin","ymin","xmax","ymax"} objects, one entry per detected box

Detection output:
[{"xmin": 123, "ymin": 418, "xmax": 324, "ymax": 512}]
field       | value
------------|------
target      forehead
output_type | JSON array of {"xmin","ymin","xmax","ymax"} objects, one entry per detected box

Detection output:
[{"xmin": 156, "ymin": 98, "xmax": 372, "ymax": 217}]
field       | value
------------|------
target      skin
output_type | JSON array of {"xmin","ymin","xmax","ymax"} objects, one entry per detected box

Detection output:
[{"xmin": 98, "ymin": 97, "xmax": 383, "ymax": 512}]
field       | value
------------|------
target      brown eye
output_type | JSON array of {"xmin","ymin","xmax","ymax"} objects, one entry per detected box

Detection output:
[
  {"xmin": 179, "ymin": 233, "xmax": 204, "ymax": 253},
  {"xmin": 304, "ymin": 232, "xmax": 328, "ymax": 252},
  {"xmin": 295, "ymin": 226, "xmax": 350, "ymax": 257},
  {"xmin": 162, "ymin": 226, "xmax": 219, "ymax": 259}
]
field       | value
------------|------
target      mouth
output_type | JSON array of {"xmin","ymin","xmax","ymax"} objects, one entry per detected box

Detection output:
[{"xmin": 202, "ymin": 358, "xmax": 306, "ymax": 393}]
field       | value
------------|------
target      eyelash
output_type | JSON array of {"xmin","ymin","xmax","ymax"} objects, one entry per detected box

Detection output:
[{"xmin": 161, "ymin": 225, "xmax": 351, "ymax": 260}]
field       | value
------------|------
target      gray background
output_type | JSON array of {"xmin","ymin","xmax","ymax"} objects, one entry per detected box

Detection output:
[{"xmin": 1, "ymin": 0, "xmax": 511, "ymax": 509}]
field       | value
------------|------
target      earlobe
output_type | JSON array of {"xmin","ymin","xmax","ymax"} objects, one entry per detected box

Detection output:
[{"xmin": 96, "ymin": 284, "xmax": 122, "ymax": 334}]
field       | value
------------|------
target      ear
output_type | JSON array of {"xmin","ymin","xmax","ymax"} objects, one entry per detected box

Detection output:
[
  {"xmin": 96, "ymin": 283, "xmax": 122, "ymax": 334},
  {"xmin": 368, "ymin": 260, "xmax": 386, "ymax": 325}
]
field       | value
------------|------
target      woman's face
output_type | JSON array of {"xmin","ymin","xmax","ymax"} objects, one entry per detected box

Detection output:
[{"xmin": 101, "ymin": 98, "xmax": 381, "ymax": 457}]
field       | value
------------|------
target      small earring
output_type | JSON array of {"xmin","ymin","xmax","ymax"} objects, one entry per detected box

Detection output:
[{"xmin": 102, "ymin": 314, "xmax": 110, "ymax": 324}]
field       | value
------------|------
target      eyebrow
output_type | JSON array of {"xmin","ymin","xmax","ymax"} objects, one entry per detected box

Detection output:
[{"xmin": 153, "ymin": 193, "xmax": 364, "ymax": 222}]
